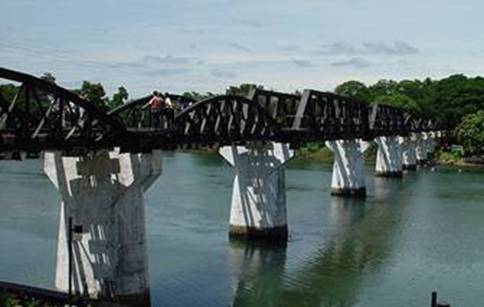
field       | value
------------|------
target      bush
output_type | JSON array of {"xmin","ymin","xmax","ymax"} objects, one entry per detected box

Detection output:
[{"xmin": 454, "ymin": 110, "xmax": 484, "ymax": 156}]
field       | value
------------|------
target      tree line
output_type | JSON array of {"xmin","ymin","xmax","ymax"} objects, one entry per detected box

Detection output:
[{"xmin": 0, "ymin": 73, "xmax": 482, "ymax": 155}]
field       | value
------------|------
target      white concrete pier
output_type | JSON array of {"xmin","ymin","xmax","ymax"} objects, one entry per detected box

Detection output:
[
  {"xmin": 400, "ymin": 134, "xmax": 418, "ymax": 170},
  {"xmin": 44, "ymin": 149, "xmax": 161, "ymax": 306},
  {"xmin": 427, "ymin": 131, "xmax": 438, "ymax": 154},
  {"xmin": 416, "ymin": 132, "xmax": 429, "ymax": 165},
  {"xmin": 375, "ymin": 136, "xmax": 403, "ymax": 177},
  {"xmin": 325, "ymin": 139, "xmax": 369, "ymax": 197},
  {"xmin": 219, "ymin": 142, "xmax": 295, "ymax": 242}
]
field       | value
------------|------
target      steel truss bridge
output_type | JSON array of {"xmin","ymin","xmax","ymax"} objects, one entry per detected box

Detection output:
[{"xmin": 0, "ymin": 67, "xmax": 439, "ymax": 154}]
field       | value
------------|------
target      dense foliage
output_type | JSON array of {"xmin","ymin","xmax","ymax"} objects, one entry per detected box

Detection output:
[
  {"xmin": 0, "ymin": 73, "xmax": 483, "ymax": 155},
  {"xmin": 335, "ymin": 75, "xmax": 484, "ymax": 129},
  {"xmin": 454, "ymin": 111, "xmax": 484, "ymax": 155}
]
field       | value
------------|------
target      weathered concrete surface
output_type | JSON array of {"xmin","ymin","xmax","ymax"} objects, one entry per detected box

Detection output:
[
  {"xmin": 416, "ymin": 132, "xmax": 429, "ymax": 165},
  {"xmin": 375, "ymin": 136, "xmax": 403, "ymax": 177},
  {"xmin": 400, "ymin": 134, "xmax": 418, "ymax": 170},
  {"xmin": 426, "ymin": 131, "xmax": 438, "ymax": 154},
  {"xmin": 44, "ymin": 149, "xmax": 161, "ymax": 306},
  {"xmin": 325, "ymin": 139, "xmax": 369, "ymax": 197},
  {"xmin": 219, "ymin": 142, "xmax": 295, "ymax": 243}
]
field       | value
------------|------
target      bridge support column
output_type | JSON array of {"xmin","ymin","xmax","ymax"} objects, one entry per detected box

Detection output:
[
  {"xmin": 375, "ymin": 136, "xmax": 403, "ymax": 177},
  {"xmin": 219, "ymin": 142, "xmax": 295, "ymax": 243},
  {"xmin": 416, "ymin": 132, "xmax": 429, "ymax": 165},
  {"xmin": 426, "ymin": 131, "xmax": 438, "ymax": 154},
  {"xmin": 400, "ymin": 134, "xmax": 417, "ymax": 170},
  {"xmin": 325, "ymin": 139, "xmax": 369, "ymax": 197},
  {"xmin": 44, "ymin": 149, "xmax": 161, "ymax": 306}
]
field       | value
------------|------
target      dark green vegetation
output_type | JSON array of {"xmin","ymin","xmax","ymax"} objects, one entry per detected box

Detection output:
[
  {"xmin": 1, "ymin": 73, "xmax": 483, "ymax": 156},
  {"xmin": 0, "ymin": 293, "xmax": 50, "ymax": 307},
  {"xmin": 454, "ymin": 111, "xmax": 484, "ymax": 156}
]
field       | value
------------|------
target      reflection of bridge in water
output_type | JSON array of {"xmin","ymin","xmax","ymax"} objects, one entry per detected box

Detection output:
[
  {"xmin": 229, "ymin": 179, "xmax": 412, "ymax": 307},
  {"xmin": 0, "ymin": 68, "xmax": 442, "ymax": 305}
]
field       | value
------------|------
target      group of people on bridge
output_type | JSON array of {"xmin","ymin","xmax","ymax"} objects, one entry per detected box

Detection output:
[{"xmin": 144, "ymin": 91, "xmax": 193, "ymax": 129}]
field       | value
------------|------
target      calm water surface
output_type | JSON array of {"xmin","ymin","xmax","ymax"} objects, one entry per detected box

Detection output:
[{"xmin": 1, "ymin": 152, "xmax": 484, "ymax": 306}]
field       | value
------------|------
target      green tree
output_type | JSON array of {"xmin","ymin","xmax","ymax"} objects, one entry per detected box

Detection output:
[
  {"xmin": 369, "ymin": 79, "xmax": 399, "ymax": 98},
  {"xmin": 79, "ymin": 81, "xmax": 107, "ymax": 109},
  {"xmin": 428, "ymin": 74, "xmax": 484, "ymax": 127},
  {"xmin": 372, "ymin": 94, "xmax": 421, "ymax": 115},
  {"xmin": 0, "ymin": 83, "xmax": 17, "ymax": 106},
  {"xmin": 108, "ymin": 86, "xmax": 128, "ymax": 110},
  {"xmin": 334, "ymin": 81, "xmax": 370, "ymax": 102},
  {"xmin": 226, "ymin": 83, "xmax": 262, "ymax": 97},
  {"xmin": 454, "ymin": 110, "xmax": 484, "ymax": 155},
  {"xmin": 40, "ymin": 72, "xmax": 56, "ymax": 84}
]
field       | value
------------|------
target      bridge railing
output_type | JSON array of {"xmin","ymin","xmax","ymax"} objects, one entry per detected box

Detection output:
[
  {"xmin": 174, "ymin": 95, "xmax": 283, "ymax": 146},
  {"xmin": 290, "ymin": 89, "xmax": 369, "ymax": 142},
  {"xmin": 368, "ymin": 103, "xmax": 409, "ymax": 138},
  {"xmin": 0, "ymin": 68, "xmax": 127, "ymax": 152},
  {"xmin": 247, "ymin": 88, "xmax": 301, "ymax": 129},
  {"xmin": 0, "ymin": 68, "xmax": 442, "ymax": 152},
  {"xmin": 108, "ymin": 93, "xmax": 196, "ymax": 131}
]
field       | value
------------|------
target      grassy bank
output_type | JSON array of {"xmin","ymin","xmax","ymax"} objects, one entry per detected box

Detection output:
[
  {"xmin": 179, "ymin": 144, "xmax": 484, "ymax": 168},
  {"xmin": 179, "ymin": 143, "xmax": 378, "ymax": 163},
  {"xmin": 296, "ymin": 143, "xmax": 377, "ymax": 163},
  {"xmin": 435, "ymin": 150, "xmax": 484, "ymax": 168}
]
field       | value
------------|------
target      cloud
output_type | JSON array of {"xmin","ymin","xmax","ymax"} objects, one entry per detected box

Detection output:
[
  {"xmin": 238, "ymin": 19, "xmax": 263, "ymax": 28},
  {"xmin": 145, "ymin": 68, "xmax": 192, "ymax": 76},
  {"xmin": 331, "ymin": 57, "xmax": 371, "ymax": 68},
  {"xmin": 142, "ymin": 55, "xmax": 203, "ymax": 66},
  {"xmin": 211, "ymin": 69, "xmax": 237, "ymax": 79},
  {"xmin": 319, "ymin": 41, "xmax": 358, "ymax": 55},
  {"xmin": 105, "ymin": 54, "xmax": 202, "ymax": 77},
  {"xmin": 280, "ymin": 44, "xmax": 301, "ymax": 53},
  {"xmin": 292, "ymin": 58, "xmax": 313, "ymax": 67},
  {"xmin": 108, "ymin": 54, "xmax": 203, "ymax": 69},
  {"xmin": 228, "ymin": 42, "xmax": 252, "ymax": 52},
  {"xmin": 319, "ymin": 41, "xmax": 419, "ymax": 55},
  {"xmin": 363, "ymin": 41, "xmax": 419, "ymax": 55}
]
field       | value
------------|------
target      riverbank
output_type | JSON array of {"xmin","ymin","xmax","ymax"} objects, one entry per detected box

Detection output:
[
  {"xmin": 435, "ymin": 150, "xmax": 484, "ymax": 168},
  {"xmin": 181, "ymin": 145, "xmax": 484, "ymax": 169}
]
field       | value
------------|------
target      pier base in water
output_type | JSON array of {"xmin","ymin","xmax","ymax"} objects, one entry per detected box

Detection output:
[
  {"xmin": 44, "ymin": 149, "xmax": 161, "ymax": 306},
  {"xmin": 416, "ymin": 132, "xmax": 429, "ymax": 164},
  {"xmin": 375, "ymin": 136, "xmax": 403, "ymax": 177},
  {"xmin": 401, "ymin": 134, "xmax": 418, "ymax": 171},
  {"xmin": 325, "ymin": 139, "xmax": 369, "ymax": 198},
  {"xmin": 219, "ymin": 142, "xmax": 295, "ymax": 243}
]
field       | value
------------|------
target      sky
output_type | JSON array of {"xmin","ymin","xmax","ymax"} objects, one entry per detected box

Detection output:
[{"xmin": 1, "ymin": 0, "xmax": 483, "ymax": 98}]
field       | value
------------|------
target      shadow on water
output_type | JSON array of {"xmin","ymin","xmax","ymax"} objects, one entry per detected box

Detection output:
[
  {"xmin": 228, "ymin": 241, "xmax": 287, "ymax": 307},
  {"xmin": 229, "ymin": 175, "xmax": 416, "ymax": 307}
]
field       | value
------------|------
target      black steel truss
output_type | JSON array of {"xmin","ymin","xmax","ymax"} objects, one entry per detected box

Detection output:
[
  {"xmin": 0, "ymin": 68, "xmax": 441, "ymax": 153},
  {"xmin": 0, "ymin": 68, "xmax": 128, "ymax": 152},
  {"xmin": 174, "ymin": 95, "xmax": 282, "ymax": 145}
]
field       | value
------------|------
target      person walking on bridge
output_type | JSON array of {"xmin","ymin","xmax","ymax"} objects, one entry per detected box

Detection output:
[
  {"xmin": 145, "ymin": 91, "xmax": 164, "ymax": 128},
  {"xmin": 164, "ymin": 93, "xmax": 176, "ymax": 128}
]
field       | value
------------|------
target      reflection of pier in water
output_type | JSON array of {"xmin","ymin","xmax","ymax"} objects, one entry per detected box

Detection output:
[{"xmin": 229, "ymin": 177, "xmax": 413, "ymax": 306}]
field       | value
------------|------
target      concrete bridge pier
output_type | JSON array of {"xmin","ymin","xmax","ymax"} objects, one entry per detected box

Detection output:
[
  {"xmin": 400, "ymin": 134, "xmax": 418, "ymax": 170},
  {"xmin": 375, "ymin": 136, "xmax": 403, "ymax": 177},
  {"xmin": 426, "ymin": 131, "xmax": 438, "ymax": 155},
  {"xmin": 325, "ymin": 139, "xmax": 369, "ymax": 197},
  {"xmin": 416, "ymin": 132, "xmax": 429, "ymax": 165},
  {"xmin": 219, "ymin": 142, "xmax": 295, "ymax": 243},
  {"xmin": 44, "ymin": 149, "xmax": 161, "ymax": 306}
]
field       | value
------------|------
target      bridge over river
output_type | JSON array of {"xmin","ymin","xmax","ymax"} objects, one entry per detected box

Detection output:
[{"xmin": 0, "ymin": 68, "xmax": 443, "ymax": 306}]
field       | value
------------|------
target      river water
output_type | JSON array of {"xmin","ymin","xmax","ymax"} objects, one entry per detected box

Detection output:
[{"xmin": 1, "ymin": 152, "xmax": 484, "ymax": 306}]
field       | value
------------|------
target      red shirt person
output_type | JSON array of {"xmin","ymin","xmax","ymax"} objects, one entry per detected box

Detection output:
[{"xmin": 145, "ymin": 91, "xmax": 165, "ymax": 128}]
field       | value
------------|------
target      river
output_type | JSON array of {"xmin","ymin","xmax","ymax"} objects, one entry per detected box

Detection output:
[{"xmin": 1, "ymin": 152, "xmax": 484, "ymax": 306}]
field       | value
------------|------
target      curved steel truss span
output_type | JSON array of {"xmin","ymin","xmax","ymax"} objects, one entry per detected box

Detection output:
[{"xmin": 0, "ymin": 68, "xmax": 442, "ymax": 153}]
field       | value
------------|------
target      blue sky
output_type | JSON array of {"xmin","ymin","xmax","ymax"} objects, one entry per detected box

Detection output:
[{"xmin": 1, "ymin": 0, "xmax": 483, "ymax": 97}]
